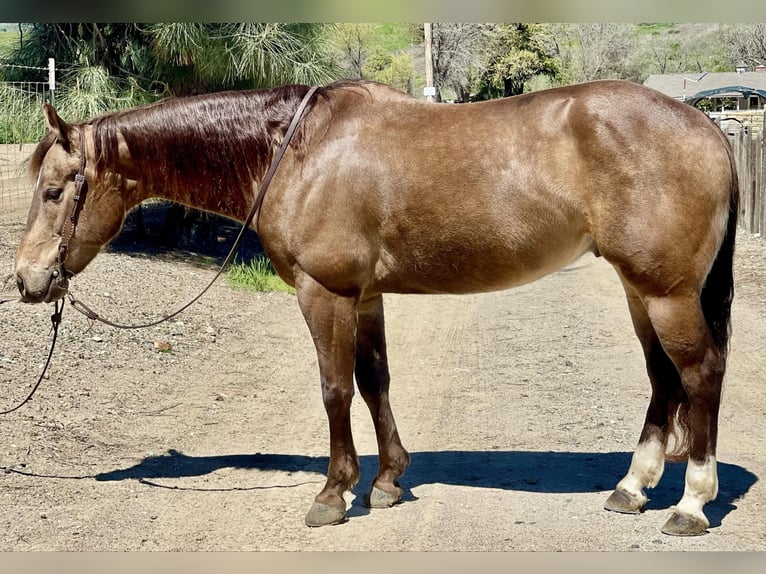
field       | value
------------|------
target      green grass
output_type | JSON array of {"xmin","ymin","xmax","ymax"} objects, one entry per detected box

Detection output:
[
  {"xmin": 0, "ymin": 29, "xmax": 19, "ymax": 56},
  {"xmin": 227, "ymin": 256, "xmax": 295, "ymax": 294}
]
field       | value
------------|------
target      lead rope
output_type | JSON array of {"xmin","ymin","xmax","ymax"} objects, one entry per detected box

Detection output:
[
  {"xmin": 0, "ymin": 298, "xmax": 63, "ymax": 415},
  {"xmin": 67, "ymin": 86, "xmax": 318, "ymax": 330}
]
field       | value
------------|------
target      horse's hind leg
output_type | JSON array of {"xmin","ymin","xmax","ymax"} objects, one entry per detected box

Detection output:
[
  {"xmin": 643, "ymin": 293, "xmax": 722, "ymax": 535},
  {"xmin": 354, "ymin": 295, "xmax": 411, "ymax": 508},
  {"xmin": 605, "ymin": 286, "xmax": 685, "ymax": 514},
  {"xmin": 295, "ymin": 272, "xmax": 361, "ymax": 527},
  {"xmin": 611, "ymin": 288, "xmax": 723, "ymax": 536}
]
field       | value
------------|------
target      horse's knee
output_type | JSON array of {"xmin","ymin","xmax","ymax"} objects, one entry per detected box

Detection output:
[{"xmin": 320, "ymin": 375, "xmax": 355, "ymax": 414}]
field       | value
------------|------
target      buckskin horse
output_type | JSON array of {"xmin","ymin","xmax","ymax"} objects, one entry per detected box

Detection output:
[{"xmin": 13, "ymin": 79, "xmax": 738, "ymax": 536}]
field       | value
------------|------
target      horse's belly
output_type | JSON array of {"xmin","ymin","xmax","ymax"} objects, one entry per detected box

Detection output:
[{"xmin": 374, "ymin": 228, "xmax": 595, "ymax": 295}]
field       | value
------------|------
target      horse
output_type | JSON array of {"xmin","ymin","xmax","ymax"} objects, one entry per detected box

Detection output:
[{"xmin": 13, "ymin": 79, "xmax": 738, "ymax": 536}]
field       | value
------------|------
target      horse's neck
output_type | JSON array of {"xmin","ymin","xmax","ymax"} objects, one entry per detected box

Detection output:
[{"xmin": 133, "ymin": 178, "xmax": 253, "ymax": 222}]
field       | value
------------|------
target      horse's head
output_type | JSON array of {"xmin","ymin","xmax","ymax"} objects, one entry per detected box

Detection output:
[{"xmin": 14, "ymin": 105, "xmax": 132, "ymax": 303}]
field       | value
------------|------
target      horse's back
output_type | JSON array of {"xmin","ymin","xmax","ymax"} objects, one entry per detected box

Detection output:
[{"xmin": 264, "ymin": 80, "xmax": 734, "ymax": 297}]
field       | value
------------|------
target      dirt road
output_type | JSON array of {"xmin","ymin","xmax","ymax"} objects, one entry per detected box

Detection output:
[{"xmin": 1, "ymin": 223, "xmax": 765, "ymax": 551}]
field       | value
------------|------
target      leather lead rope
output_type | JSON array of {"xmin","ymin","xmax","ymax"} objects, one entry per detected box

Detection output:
[
  {"xmin": 0, "ymin": 299, "xmax": 63, "ymax": 415},
  {"xmin": 68, "ymin": 86, "xmax": 319, "ymax": 329}
]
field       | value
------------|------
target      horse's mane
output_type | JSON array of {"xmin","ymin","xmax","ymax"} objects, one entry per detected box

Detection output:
[
  {"xmin": 28, "ymin": 80, "xmax": 373, "ymax": 215},
  {"xmin": 91, "ymin": 84, "xmax": 317, "ymax": 208}
]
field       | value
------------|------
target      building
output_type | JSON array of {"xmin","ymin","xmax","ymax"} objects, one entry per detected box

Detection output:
[{"xmin": 643, "ymin": 69, "xmax": 766, "ymax": 111}]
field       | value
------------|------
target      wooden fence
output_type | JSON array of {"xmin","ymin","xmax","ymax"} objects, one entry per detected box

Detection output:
[{"xmin": 727, "ymin": 111, "xmax": 766, "ymax": 236}]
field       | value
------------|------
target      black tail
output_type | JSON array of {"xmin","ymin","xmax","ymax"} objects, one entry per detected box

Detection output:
[{"xmin": 700, "ymin": 145, "xmax": 739, "ymax": 364}]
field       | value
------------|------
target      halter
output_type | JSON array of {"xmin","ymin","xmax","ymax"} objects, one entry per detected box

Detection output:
[{"xmin": 53, "ymin": 126, "xmax": 88, "ymax": 281}]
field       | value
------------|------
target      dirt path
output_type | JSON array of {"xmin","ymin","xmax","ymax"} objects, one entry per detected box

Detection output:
[{"xmin": 1, "ymin": 225, "xmax": 765, "ymax": 551}]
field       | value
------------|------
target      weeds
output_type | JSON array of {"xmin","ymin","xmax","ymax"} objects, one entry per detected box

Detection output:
[{"xmin": 227, "ymin": 256, "xmax": 294, "ymax": 294}]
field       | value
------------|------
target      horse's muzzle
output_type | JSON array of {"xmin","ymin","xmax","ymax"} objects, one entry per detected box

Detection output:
[{"xmin": 15, "ymin": 269, "xmax": 69, "ymax": 304}]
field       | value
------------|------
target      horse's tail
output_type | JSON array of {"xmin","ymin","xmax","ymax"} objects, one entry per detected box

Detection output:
[
  {"xmin": 665, "ymin": 137, "xmax": 738, "ymax": 461},
  {"xmin": 701, "ymin": 138, "xmax": 739, "ymax": 364}
]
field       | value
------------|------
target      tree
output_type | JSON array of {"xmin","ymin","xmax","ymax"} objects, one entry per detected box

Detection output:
[
  {"xmin": 1, "ymin": 23, "xmax": 339, "ymax": 109},
  {"xmin": 333, "ymin": 23, "xmax": 375, "ymax": 79},
  {"xmin": 429, "ymin": 23, "xmax": 489, "ymax": 102},
  {"xmin": 554, "ymin": 23, "xmax": 638, "ymax": 84},
  {"xmin": 331, "ymin": 24, "xmax": 415, "ymax": 92},
  {"xmin": 722, "ymin": 23, "xmax": 766, "ymax": 69},
  {"xmin": 550, "ymin": 24, "xmax": 731, "ymax": 85},
  {"xmin": 633, "ymin": 24, "xmax": 730, "ymax": 79},
  {"xmin": 474, "ymin": 24, "xmax": 558, "ymax": 100},
  {"xmin": 362, "ymin": 47, "xmax": 414, "ymax": 93},
  {"xmin": 1, "ymin": 24, "xmax": 154, "ymax": 125},
  {"xmin": 148, "ymin": 23, "xmax": 339, "ymax": 96}
]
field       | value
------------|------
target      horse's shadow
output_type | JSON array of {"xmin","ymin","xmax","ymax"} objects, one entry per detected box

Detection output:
[{"xmin": 95, "ymin": 449, "xmax": 756, "ymax": 528}]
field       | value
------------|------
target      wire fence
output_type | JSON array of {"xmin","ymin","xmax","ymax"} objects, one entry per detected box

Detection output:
[
  {"xmin": 0, "ymin": 63, "xmax": 51, "ymax": 281},
  {"xmin": 1, "ymin": 65, "xmax": 50, "ymax": 217}
]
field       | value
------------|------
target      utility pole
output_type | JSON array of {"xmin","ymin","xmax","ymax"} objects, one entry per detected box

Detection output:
[{"xmin": 424, "ymin": 23, "xmax": 436, "ymax": 102}]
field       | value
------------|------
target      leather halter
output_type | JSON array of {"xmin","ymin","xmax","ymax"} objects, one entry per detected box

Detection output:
[{"xmin": 53, "ymin": 126, "xmax": 88, "ymax": 280}]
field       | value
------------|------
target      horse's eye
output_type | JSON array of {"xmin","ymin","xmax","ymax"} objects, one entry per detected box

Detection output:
[{"xmin": 44, "ymin": 188, "xmax": 63, "ymax": 202}]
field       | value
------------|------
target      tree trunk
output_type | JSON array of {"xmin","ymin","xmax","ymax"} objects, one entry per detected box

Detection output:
[{"xmin": 503, "ymin": 77, "xmax": 525, "ymax": 97}]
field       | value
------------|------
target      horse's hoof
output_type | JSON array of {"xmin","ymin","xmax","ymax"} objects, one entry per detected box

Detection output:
[
  {"xmin": 363, "ymin": 485, "xmax": 402, "ymax": 508},
  {"xmin": 604, "ymin": 488, "xmax": 643, "ymax": 514},
  {"xmin": 304, "ymin": 502, "xmax": 347, "ymax": 527},
  {"xmin": 661, "ymin": 511, "xmax": 709, "ymax": 536}
]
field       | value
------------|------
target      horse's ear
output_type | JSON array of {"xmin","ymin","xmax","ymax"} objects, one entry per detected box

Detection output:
[{"xmin": 43, "ymin": 103, "xmax": 73, "ymax": 146}]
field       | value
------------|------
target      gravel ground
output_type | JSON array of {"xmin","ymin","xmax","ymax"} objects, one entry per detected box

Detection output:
[{"xmin": 0, "ymin": 216, "xmax": 765, "ymax": 551}]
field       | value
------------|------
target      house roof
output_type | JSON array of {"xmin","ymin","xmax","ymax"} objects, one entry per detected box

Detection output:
[
  {"xmin": 692, "ymin": 85, "xmax": 766, "ymax": 100},
  {"xmin": 643, "ymin": 72, "xmax": 766, "ymax": 102}
]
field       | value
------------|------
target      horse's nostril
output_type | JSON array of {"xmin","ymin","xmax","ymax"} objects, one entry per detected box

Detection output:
[{"xmin": 15, "ymin": 274, "xmax": 25, "ymax": 295}]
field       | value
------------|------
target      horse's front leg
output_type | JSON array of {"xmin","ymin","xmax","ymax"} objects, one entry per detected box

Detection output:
[
  {"xmin": 295, "ymin": 271, "xmax": 360, "ymax": 527},
  {"xmin": 355, "ymin": 294, "xmax": 410, "ymax": 508}
]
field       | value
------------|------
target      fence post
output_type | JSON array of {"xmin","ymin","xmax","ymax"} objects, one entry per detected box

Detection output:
[
  {"xmin": 755, "ymin": 123, "xmax": 760, "ymax": 236},
  {"xmin": 48, "ymin": 58, "xmax": 55, "ymax": 107},
  {"xmin": 735, "ymin": 130, "xmax": 750, "ymax": 232},
  {"xmin": 761, "ymin": 112, "xmax": 766, "ymax": 236}
]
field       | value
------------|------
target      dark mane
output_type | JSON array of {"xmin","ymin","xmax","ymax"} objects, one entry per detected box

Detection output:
[
  {"xmin": 26, "ymin": 80, "xmax": 376, "ymax": 203},
  {"xmin": 90, "ymin": 84, "xmax": 319, "ymax": 217}
]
